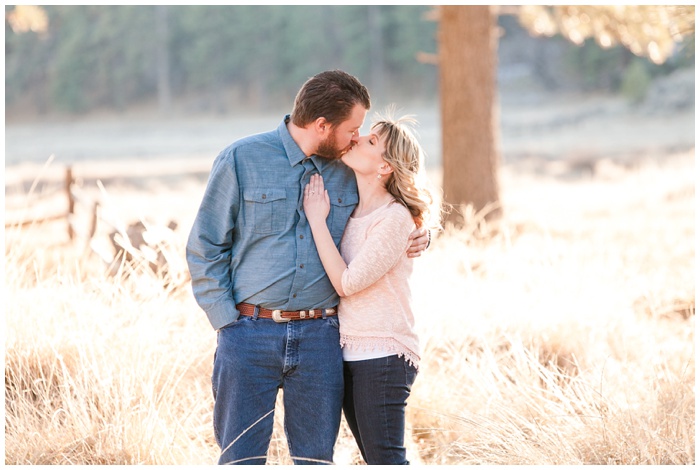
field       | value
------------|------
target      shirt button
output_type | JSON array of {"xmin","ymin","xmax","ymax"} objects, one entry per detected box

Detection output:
[
  {"xmin": 292, "ymin": 293, "xmax": 297, "ymax": 298},
  {"xmin": 299, "ymin": 264, "xmax": 304, "ymax": 269},
  {"xmin": 338, "ymin": 198, "xmax": 342, "ymax": 203},
  {"xmin": 262, "ymin": 194, "xmax": 266, "ymax": 199},
  {"xmin": 299, "ymin": 234, "xmax": 304, "ymax": 239}
]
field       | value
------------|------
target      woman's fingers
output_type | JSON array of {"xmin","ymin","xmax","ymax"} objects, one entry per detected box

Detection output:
[{"xmin": 309, "ymin": 174, "xmax": 324, "ymax": 196}]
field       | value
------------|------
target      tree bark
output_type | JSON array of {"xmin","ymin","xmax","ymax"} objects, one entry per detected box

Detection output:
[{"xmin": 439, "ymin": 5, "xmax": 501, "ymax": 226}]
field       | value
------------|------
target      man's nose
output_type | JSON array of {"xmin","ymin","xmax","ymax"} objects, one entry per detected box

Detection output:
[{"xmin": 351, "ymin": 131, "xmax": 360, "ymax": 144}]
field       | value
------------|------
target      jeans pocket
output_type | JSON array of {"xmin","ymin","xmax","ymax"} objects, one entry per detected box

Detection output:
[
  {"xmin": 404, "ymin": 361, "xmax": 418, "ymax": 388},
  {"xmin": 219, "ymin": 315, "xmax": 252, "ymax": 333},
  {"xmin": 326, "ymin": 316, "xmax": 340, "ymax": 329}
]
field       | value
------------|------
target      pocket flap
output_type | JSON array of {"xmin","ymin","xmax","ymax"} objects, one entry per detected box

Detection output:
[
  {"xmin": 328, "ymin": 191, "xmax": 358, "ymax": 207},
  {"xmin": 243, "ymin": 188, "xmax": 286, "ymax": 203}
]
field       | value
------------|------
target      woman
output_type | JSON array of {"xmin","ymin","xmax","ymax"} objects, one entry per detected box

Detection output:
[{"xmin": 303, "ymin": 112, "xmax": 440, "ymax": 465}]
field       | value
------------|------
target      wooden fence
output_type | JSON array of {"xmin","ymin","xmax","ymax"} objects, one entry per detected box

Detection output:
[
  {"xmin": 5, "ymin": 164, "xmax": 189, "ymax": 285},
  {"xmin": 5, "ymin": 166, "xmax": 99, "ymax": 242}
]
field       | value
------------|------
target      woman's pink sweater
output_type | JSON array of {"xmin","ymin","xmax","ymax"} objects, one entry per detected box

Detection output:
[{"xmin": 339, "ymin": 201, "xmax": 421, "ymax": 367}]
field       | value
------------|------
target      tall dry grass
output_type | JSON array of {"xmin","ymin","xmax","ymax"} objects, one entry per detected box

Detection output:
[{"xmin": 4, "ymin": 152, "xmax": 694, "ymax": 464}]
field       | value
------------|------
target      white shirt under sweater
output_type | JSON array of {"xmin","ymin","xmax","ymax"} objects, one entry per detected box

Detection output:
[{"xmin": 338, "ymin": 200, "xmax": 421, "ymax": 368}]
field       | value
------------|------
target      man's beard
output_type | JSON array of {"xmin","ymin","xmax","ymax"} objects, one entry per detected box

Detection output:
[{"xmin": 315, "ymin": 132, "xmax": 346, "ymax": 160}]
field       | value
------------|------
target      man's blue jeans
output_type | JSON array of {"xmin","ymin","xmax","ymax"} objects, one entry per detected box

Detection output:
[
  {"xmin": 342, "ymin": 355, "xmax": 418, "ymax": 465},
  {"xmin": 211, "ymin": 314, "xmax": 344, "ymax": 465}
]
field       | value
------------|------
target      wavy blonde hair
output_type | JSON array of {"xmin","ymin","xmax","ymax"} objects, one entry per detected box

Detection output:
[{"xmin": 372, "ymin": 110, "xmax": 442, "ymax": 230}]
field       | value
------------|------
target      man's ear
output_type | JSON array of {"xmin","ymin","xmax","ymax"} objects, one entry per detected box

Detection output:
[{"xmin": 313, "ymin": 117, "xmax": 331, "ymax": 136}]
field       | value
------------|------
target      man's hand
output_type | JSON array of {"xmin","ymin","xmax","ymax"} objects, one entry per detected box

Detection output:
[{"xmin": 407, "ymin": 226, "xmax": 430, "ymax": 258}]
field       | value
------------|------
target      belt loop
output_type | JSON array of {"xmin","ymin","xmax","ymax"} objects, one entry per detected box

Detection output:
[
  {"xmin": 322, "ymin": 308, "xmax": 327, "ymax": 319},
  {"xmin": 253, "ymin": 305, "xmax": 260, "ymax": 320}
]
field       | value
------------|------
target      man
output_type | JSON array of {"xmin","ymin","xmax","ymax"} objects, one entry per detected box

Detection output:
[{"xmin": 186, "ymin": 70, "xmax": 429, "ymax": 465}]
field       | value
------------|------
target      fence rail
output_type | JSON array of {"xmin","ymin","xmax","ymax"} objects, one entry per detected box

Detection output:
[
  {"xmin": 5, "ymin": 163, "xmax": 190, "ymax": 285},
  {"xmin": 5, "ymin": 166, "xmax": 99, "ymax": 241}
]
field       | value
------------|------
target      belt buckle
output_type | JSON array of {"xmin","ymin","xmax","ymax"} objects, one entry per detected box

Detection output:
[{"xmin": 272, "ymin": 309, "xmax": 290, "ymax": 323}]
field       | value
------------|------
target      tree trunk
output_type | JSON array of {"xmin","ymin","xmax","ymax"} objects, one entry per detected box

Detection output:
[{"xmin": 439, "ymin": 5, "xmax": 501, "ymax": 226}]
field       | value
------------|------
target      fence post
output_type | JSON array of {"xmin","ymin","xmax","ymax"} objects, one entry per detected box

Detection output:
[{"xmin": 66, "ymin": 166, "xmax": 74, "ymax": 240}]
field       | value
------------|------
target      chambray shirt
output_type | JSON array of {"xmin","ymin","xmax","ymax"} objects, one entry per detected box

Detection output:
[{"xmin": 186, "ymin": 116, "xmax": 358, "ymax": 330}]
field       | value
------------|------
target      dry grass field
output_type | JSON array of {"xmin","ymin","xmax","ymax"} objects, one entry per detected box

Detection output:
[{"xmin": 4, "ymin": 142, "xmax": 694, "ymax": 464}]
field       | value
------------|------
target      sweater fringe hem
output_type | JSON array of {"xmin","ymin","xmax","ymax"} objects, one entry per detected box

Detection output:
[{"xmin": 340, "ymin": 334, "xmax": 420, "ymax": 369}]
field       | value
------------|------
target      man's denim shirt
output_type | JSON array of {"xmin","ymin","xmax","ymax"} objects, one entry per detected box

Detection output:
[{"xmin": 186, "ymin": 116, "xmax": 358, "ymax": 330}]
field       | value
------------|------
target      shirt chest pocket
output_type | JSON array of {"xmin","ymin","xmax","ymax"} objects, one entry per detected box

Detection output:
[
  {"xmin": 328, "ymin": 191, "xmax": 358, "ymax": 242},
  {"xmin": 243, "ymin": 188, "xmax": 287, "ymax": 234}
]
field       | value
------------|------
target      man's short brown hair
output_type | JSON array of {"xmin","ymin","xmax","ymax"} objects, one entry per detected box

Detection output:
[{"xmin": 290, "ymin": 70, "xmax": 371, "ymax": 128}]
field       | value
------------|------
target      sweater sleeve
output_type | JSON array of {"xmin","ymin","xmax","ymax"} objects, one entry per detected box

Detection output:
[{"xmin": 341, "ymin": 205, "xmax": 415, "ymax": 296}]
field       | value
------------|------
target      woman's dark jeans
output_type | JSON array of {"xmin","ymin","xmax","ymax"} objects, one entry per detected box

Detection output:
[{"xmin": 343, "ymin": 354, "xmax": 418, "ymax": 465}]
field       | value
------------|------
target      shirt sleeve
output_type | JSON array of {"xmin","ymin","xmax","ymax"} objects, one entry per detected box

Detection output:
[
  {"xmin": 185, "ymin": 149, "xmax": 241, "ymax": 329},
  {"xmin": 341, "ymin": 205, "xmax": 415, "ymax": 296}
]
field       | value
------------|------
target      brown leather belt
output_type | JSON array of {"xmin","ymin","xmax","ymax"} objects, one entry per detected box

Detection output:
[{"xmin": 236, "ymin": 303, "xmax": 337, "ymax": 323}]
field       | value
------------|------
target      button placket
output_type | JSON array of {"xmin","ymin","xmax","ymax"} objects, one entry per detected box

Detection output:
[{"xmin": 288, "ymin": 159, "xmax": 317, "ymax": 311}]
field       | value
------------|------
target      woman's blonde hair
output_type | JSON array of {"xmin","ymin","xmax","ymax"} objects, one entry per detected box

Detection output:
[{"xmin": 372, "ymin": 110, "xmax": 442, "ymax": 230}]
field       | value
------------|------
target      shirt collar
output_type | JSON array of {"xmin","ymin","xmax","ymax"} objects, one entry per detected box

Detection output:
[{"xmin": 278, "ymin": 115, "xmax": 332, "ymax": 171}]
